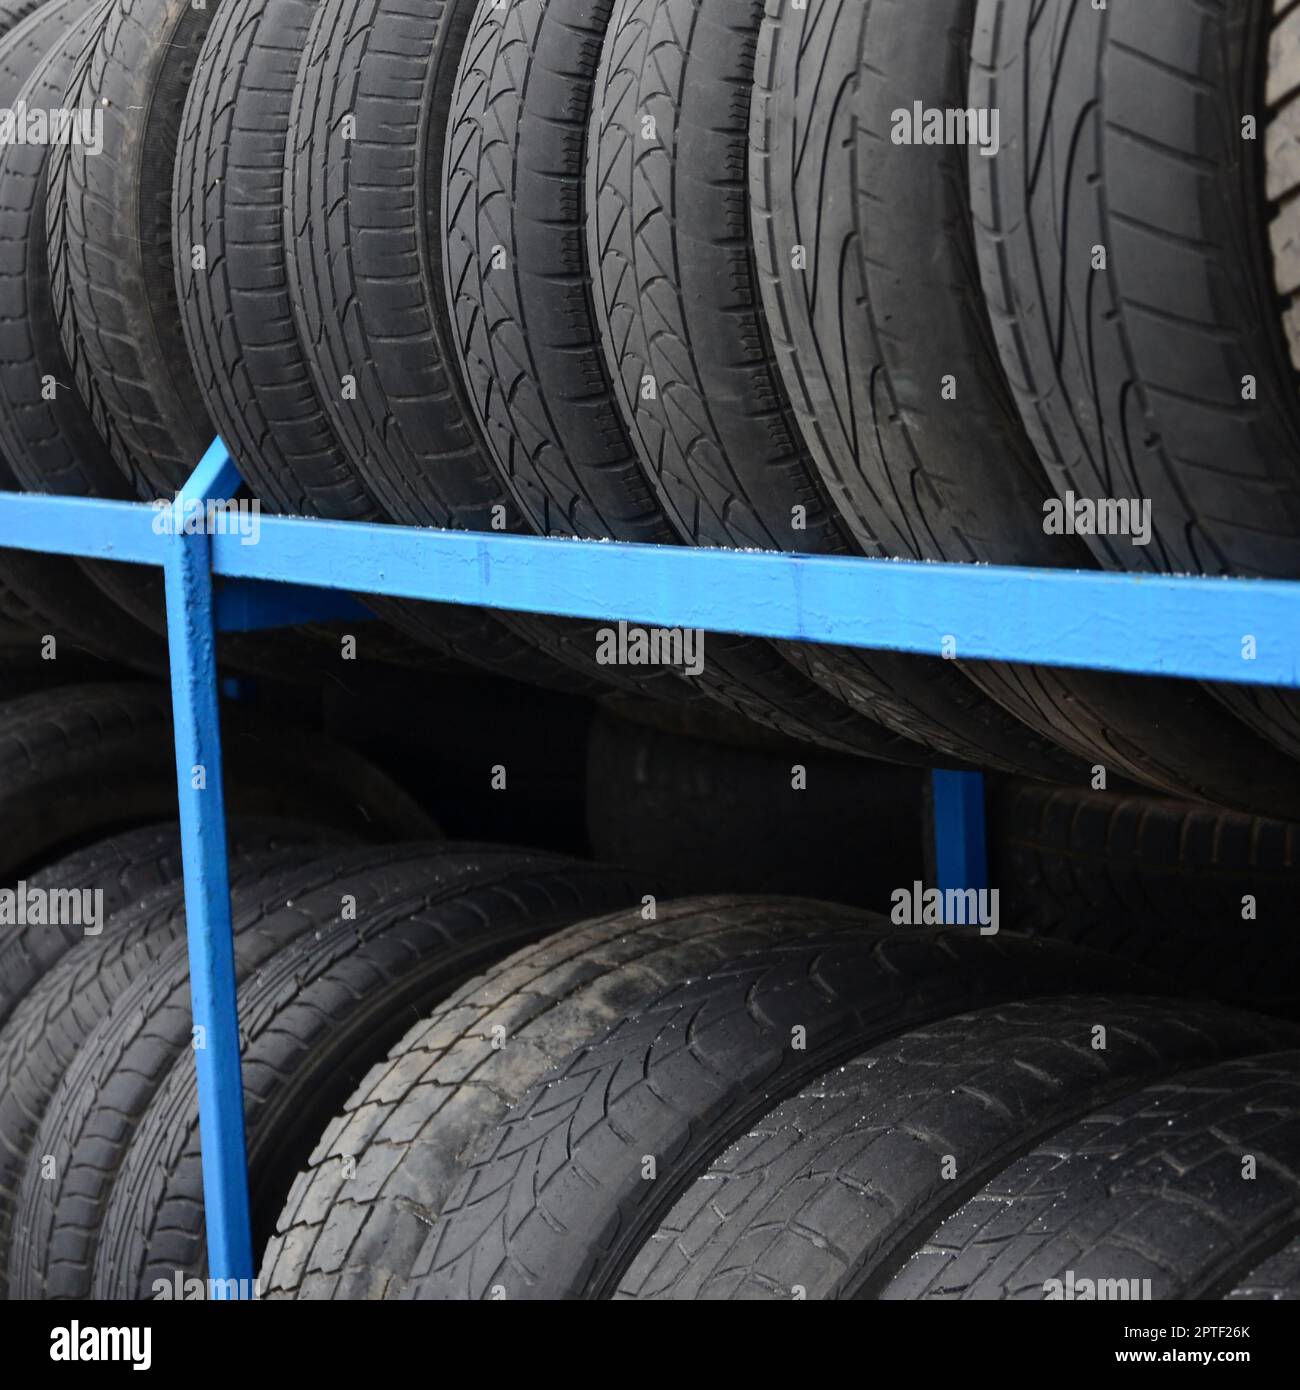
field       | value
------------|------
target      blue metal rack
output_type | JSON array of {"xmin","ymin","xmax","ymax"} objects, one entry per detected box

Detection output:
[{"xmin": 2, "ymin": 436, "xmax": 1299, "ymax": 1297}]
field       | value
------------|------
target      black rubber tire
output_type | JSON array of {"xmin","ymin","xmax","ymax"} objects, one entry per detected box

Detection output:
[
  {"xmin": 585, "ymin": 706, "xmax": 925, "ymax": 907},
  {"xmin": 584, "ymin": 0, "xmax": 1081, "ymax": 782},
  {"xmin": 94, "ymin": 852, "xmax": 649, "ymax": 1297},
  {"xmin": 617, "ymin": 996, "xmax": 1299, "ymax": 1300},
  {"xmin": 173, "ymin": 0, "xmax": 608, "ymax": 696},
  {"xmin": 260, "ymin": 896, "xmax": 871, "ymax": 1299},
  {"xmin": 880, "ymin": 1052, "xmax": 1300, "ymax": 1301},
  {"xmin": 439, "ymin": 0, "xmax": 946, "ymax": 762},
  {"xmin": 0, "ymin": 681, "xmax": 438, "ymax": 878},
  {"xmin": 991, "ymin": 779, "xmax": 1300, "ymax": 1016},
  {"xmin": 1, "ymin": 842, "xmax": 457, "ymax": 1299},
  {"xmin": 746, "ymin": 0, "xmax": 1300, "ymax": 816},
  {"xmin": 1269, "ymin": 1, "xmax": 1300, "ymax": 373},
  {"xmin": 399, "ymin": 909, "xmax": 1166, "ymax": 1300},
  {"xmin": 0, "ymin": 839, "xmax": 360, "ymax": 1296},
  {"xmin": 0, "ymin": 816, "xmax": 355, "ymax": 1032},
  {"xmin": 970, "ymin": 0, "xmax": 1300, "ymax": 765},
  {"xmin": 0, "ymin": 0, "xmax": 168, "ymax": 673},
  {"xmin": 52, "ymin": 0, "xmax": 217, "ymax": 495},
  {"xmin": 1226, "ymin": 1236, "xmax": 1300, "ymax": 1300}
]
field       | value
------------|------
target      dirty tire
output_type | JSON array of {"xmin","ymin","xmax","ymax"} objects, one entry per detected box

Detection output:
[
  {"xmin": 584, "ymin": 0, "xmax": 1087, "ymax": 780},
  {"xmin": 0, "ymin": 682, "xmax": 437, "ymax": 878},
  {"xmin": 0, "ymin": 841, "xmax": 359, "ymax": 1296},
  {"xmin": 0, "ymin": 817, "xmax": 354, "ymax": 1031},
  {"xmin": 406, "ymin": 911, "xmax": 1166, "ymax": 1299},
  {"xmin": 441, "ymin": 0, "xmax": 948, "ymax": 760},
  {"xmin": 52, "ymin": 0, "xmax": 218, "ymax": 495},
  {"xmin": 617, "ymin": 997, "xmax": 1298, "ymax": 1300},
  {"xmin": 94, "ymin": 854, "xmax": 648, "ymax": 1297},
  {"xmin": 881, "ymin": 1053, "xmax": 1300, "ymax": 1300},
  {"xmin": 4, "ymin": 844, "xmax": 481, "ymax": 1299},
  {"xmin": 748, "ymin": 0, "xmax": 1300, "ymax": 813},
  {"xmin": 991, "ymin": 779, "xmax": 1300, "ymax": 1015},
  {"xmin": 0, "ymin": 0, "xmax": 167, "ymax": 672},
  {"xmin": 970, "ymin": 0, "xmax": 1300, "ymax": 765},
  {"xmin": 261, "ymin": 896, "xmax": 874, "ymax": 1299}
]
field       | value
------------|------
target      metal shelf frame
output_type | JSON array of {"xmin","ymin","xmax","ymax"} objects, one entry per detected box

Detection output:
[{"xmin": 2, "ymin": 436, "xmax": 1299, "ymax": 1297}]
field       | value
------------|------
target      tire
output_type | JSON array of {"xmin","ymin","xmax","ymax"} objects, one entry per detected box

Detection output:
[
  {"xmin": 880, "ymin": 1052, "xmax": 1300, "ymax": 1301},
  {"xmin": 261, "ymin": 897, "xmax": 874, "ymax": 1299},
  {"xmin": 0, "ymin": 816, "xmax": 355, "ymax": 1032},
  {"xmin": 616, "ymin": 996, "xmax": 1299, "ymax": 1300},
  {"xmin": 971, "ymin": 0, "xmax": 1300, "ymax": 765},
  {"xmin": 0, "ymin": 0, "xmax": 167, "ymax": 674},
  {"xmin": 349, "ymin": 903, "xmax": 1158, "ymax": 1301},
  {"xmin": 175, "ymin": 0, "xmax": 627, "ymax": 699},
  {"xmin": 0, "ymin": 682, "xmax": 438, "ymax": 877},
  {"xmin": 0, "ymin": 839, "xmax": 362, "ymax": 1296},
  {"xmin": 93, "ymin": 852, "xmax": 648, "ymax": 1297},
  {"xmin": 991, "ymin": 780, "xmax": 1300, "ymax": 1016},
  {"xmin": 1226, "ymin": 1236, "xmax": 1300, "ymax": 1300},
  {"xmin": 747, "ymin": 0, "xmax": 1300, "ymax": 816},
  {"xmin": 439, "ymin": 0, "xmax": 940, "ymax": 762},
  {"xmin": 585, "ymin": 0, "xmax": 1080, "ymax": 781},
  {"xmin": 52, "ymin": 0, "xmax": 217, "ymax": 495},
  {"xmin": 585, "ymin": 706, "xmax": 926, "ymax": 907}
]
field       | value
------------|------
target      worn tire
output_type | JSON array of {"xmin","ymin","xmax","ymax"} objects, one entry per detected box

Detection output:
[
  {"xmin": 0, "ymin": 816, "xmax": 353, "ymax": 1031},
  {"xmin": 881, "ymin": 1053, "xmax": 1300, "ymax": 1300},
  {"xmin": 94, "ymin": 852, "xmax": 647, "ymax": 1296},
  {"xmin": 0, "ymin": 0, "xmax": 169, "ymax": 672},
  {"xmin": 971, "ymin": 0, "xmax": 1300, "ymax": 766},
  {"xmin": 261, "ymin": 896, "xmax": 871, "ymax": 1299},
  {"xmin": 0, "ymin": 682, "xmax": 437, "ymax": 878},
  {"xmin": 585, "ymin": 0, "xmax": 1083, "ymax": 781},
  {"xmin": 747, "ymin": 0, "xmax": 1300, "ymax": 815},
  {"xmin": 0, "ymin": 840, "xmax": 359, "ymax": 1296},
  {"xmin": 405, "ymin": 910, "xmax": 1163, "ymax": 1299},
  {"xmin": 992, "ymin": 780, "xmax": 1300, "ymax": 1015},
  {"xmin": 617, "ymin": 997, "xmax": 1298, "ymax": 1299}
]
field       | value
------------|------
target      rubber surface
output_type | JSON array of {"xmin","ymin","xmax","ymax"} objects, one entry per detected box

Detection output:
[
  {"xmin": 177, "ymin": 0, "xmax": 618, "ymax": 695},
  {"xmin": 881, "ymin": 1053, "xmax": 1300, "ymax": 1301},
  {"xmin": 586, "ymin": 0, "xmax": 1083, "ymax": 781},
  {"xmin": 0, "ymin": 816, "xmax": 353, "ymax": 1031},
  {"xmin": 53, "ymin": 0, "xmax": 218, "ymax": 495},
  {"xmin": 0, "ymin": 841, "xmax": 353, "ymax": 1296},
  {"xmin": 992, "ymin": 779, "xmax": 1300, "ymax": 1016},
  {"xmin": 0, "ymin": 681, "xmax": 437, "ymax": 877},
  {"xmin": 405, "ymin": 910, "xmax": 1166, "ymax": 1299},
  {"xmin": 0, "ymin": 0, "xmax": 168, "ymax": 671},
  {"xmin": 94, "ymin": 852, "xmax": 647, "ymax": 1296},
  {"xmin": 262, "ymin": 896, "xmax": 872, "ymax": 1299},
  {"xmin": 970, "ymin": 0, "xmax": 1300, "ymax": 764},
  {"xmin": 617, "ymin": 997, "xmax": 1298, "ymax": 1300},
  {"xmin": 746, "ymin": 0, "xmax": 1300, "ymax": 815}
]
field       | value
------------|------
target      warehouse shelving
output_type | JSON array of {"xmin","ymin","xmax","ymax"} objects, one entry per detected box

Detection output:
[{"xmin": 1, "ymin": 436, "xmax": 1299, "ymax": 1296}]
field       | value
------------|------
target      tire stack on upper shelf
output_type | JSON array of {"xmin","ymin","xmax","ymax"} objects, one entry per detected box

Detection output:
[
  {"xmin": 1, "ymin": 0, "xmax": 1300, "ymax": 1307},
  {"xmin": 0, "ymin": 0, "xmax": 1289, "ymax": 799}
]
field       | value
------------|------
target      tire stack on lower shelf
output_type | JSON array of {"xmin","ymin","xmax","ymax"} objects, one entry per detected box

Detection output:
[{"xmin": 0, "ymin": 0, "xmax": 1299, "ymax": 1304}]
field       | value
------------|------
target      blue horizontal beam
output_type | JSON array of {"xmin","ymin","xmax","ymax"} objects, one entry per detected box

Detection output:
[
  {"xmin": 1, "ymin": 485, "xmax": 1298, "ymax": 687},
  {"xmin": 209, "ymin": 513, "xmax": 1300, "ymax": 688}
]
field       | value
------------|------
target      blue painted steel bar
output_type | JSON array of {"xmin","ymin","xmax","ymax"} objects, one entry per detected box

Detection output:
[
  {"xmin": 930, "ymin": 771, "xmax": 989, "ymax": 924},
  {"xmin": 209, "ymin": 519, "xmax": 1300, "ymax": 688},
  {"xmin": 0, "ymin": 463, "xmax": 1298, "ymax": 683},
  {"xmin": 161, "ymin": 460, "xmax": 254, "ymax": 1297}
]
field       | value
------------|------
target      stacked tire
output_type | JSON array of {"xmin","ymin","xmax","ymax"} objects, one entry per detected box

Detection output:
[{"xmin": 0, "ymin": 0, "xmax": 1298, "ymax": 1307}]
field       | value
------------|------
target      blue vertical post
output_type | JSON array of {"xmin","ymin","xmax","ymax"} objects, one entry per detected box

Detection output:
[
  {"xmin": 931, "ymin": 770, "xmax": 988, "ymax": 922},
  {"xmin": 162, "ymin": 440, "xmax": 254, "ymax": 1295}
]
